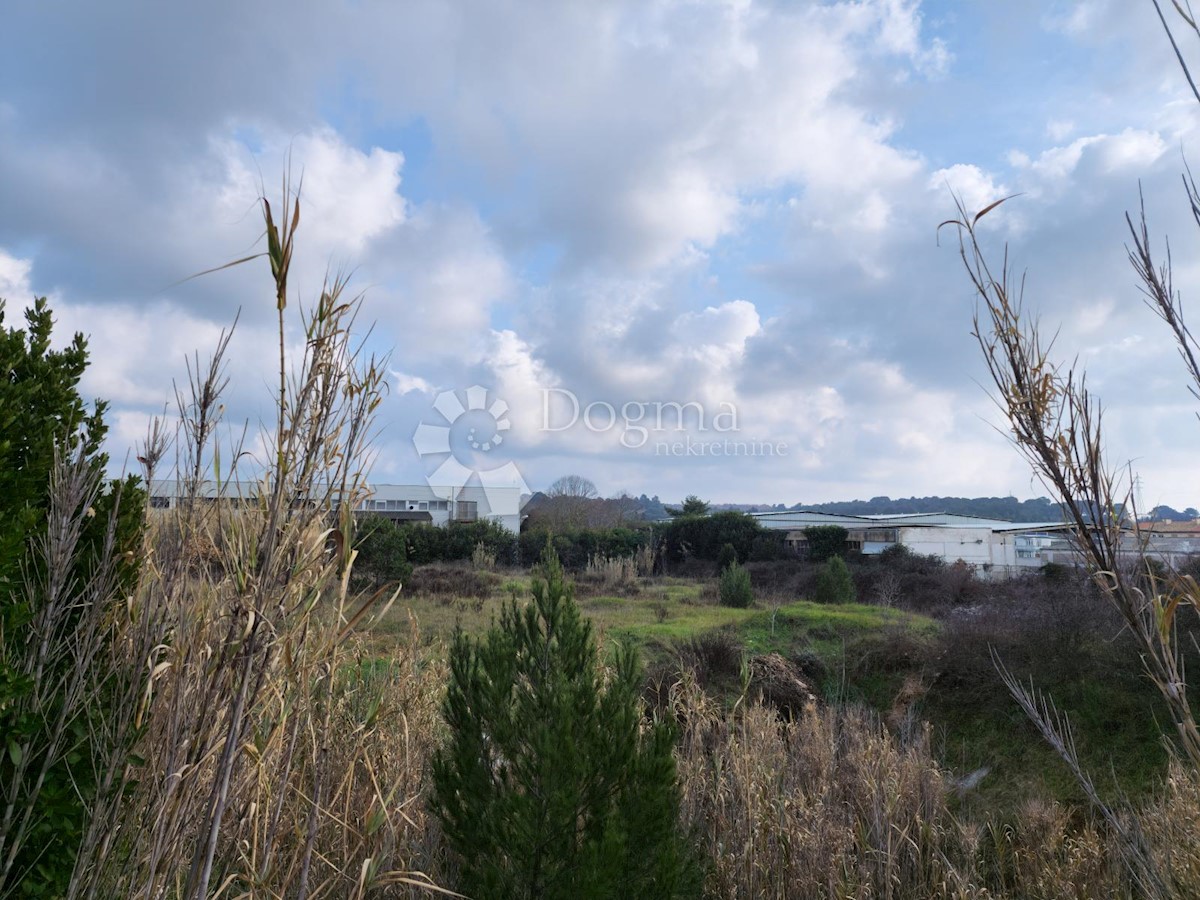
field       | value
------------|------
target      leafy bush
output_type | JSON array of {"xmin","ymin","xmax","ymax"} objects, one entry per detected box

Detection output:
[
  {"xmin": 431, "ymin": 552, "xmax": 699, "ymax": 898},
  {"xmin": 716, "ymin": 542, "xmax": 738, "ymax": 572},
  {"xmin": 399, "ymin": 519, "xmax": 517, "ymax": 566},
  {"xmin": 814, "ymin": 556, "xmax": 856, "ymax": 605},
  {"xmin": 656, "ymin": 510, "xmax": 764, "ymax": 563},
  {"xmin": 353, "ymin": 514, "xmax": 413, "ymax": 588},
  {"xmin": 748, "ymin": 531, "xmax": 788, "ymax": 561},
  {"xmin": 804, "ymin": 525, "xmax": 848, "ymax": 562},
  {"xmin": 719, "ymin": 562, "xmax": 754, "ymax": 608},
  {"xmin": 875, "ymin": 543, "xmax": 944, "ymax": 574},
  {"xmin": 0, "ymin": 297, "xmax": 146, "ymax": 896},
  {"xmin": 518, "ymin": 524, "xmax": 651, "ymax": 569}
]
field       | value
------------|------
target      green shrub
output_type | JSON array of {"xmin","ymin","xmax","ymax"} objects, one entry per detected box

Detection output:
[
  {"xmin": 397, "ymin": 519, "xmax": 517, "ymax": 566},
  {"xmin": 716, "ymin": 542, "xmax": 738, "ymax": 572},
  {"xmin": 718, "ymin": 562, "xmax": 754, "ymax": 609},
  {"xmin": 814, "ymin": 556, "xmax": 856, "ymax": 605},
  {"xmin": 803, "ymin": 525, "xmax": 848, "ymax": 563},
  {"xmin": 431, "ymin": 552, "xmax": 698, "ymax": 898},
  {"xmin": 1041, "ymin": 561, "xmax": 1071, "ymax": 583},
  {"xmin": 353, "ymin": 514, "xmax": 413, "ymax": 588},
  {"xmin": 0, "ymin": 297, "xmax": 146, "ymax": 896},
  {"xmin": 517, "ymin": 525, "xmax": 651, "ymax": 569},
  {"xmin": 748, "ymin": 531, "xmax": 788, "ymax": 561},
  {"xmin": 656, "ymin": 510, "xmax": 763, "ymax": 563}
]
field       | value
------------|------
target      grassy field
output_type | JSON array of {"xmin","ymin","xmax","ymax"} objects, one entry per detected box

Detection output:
[
  {"xmin": 366, "ymin": 565, "xmax": 936, "ymax": 669},
  {"xmin": 363, "ymin": 561, "xmax": 1190, "ymax": 817}
]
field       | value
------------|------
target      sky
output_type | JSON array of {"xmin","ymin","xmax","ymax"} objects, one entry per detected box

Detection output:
[{"xmin": 2, "ymin": 0, "xmax": 1199, "ymax": 509}]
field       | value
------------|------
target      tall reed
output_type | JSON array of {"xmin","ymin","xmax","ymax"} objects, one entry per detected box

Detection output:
[{"xmin": 55, "ymin": 184, "xmax": 449, "ymax": 898}]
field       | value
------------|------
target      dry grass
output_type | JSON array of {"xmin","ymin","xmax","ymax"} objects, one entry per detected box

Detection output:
[
  {"xmin": 470, "ymin": 540, "xmax": 496, "ymax": 571},
  {"xmin": 582, "ymin": 553, "xmax": 641, "ymax": 589},
  {"xmin": 671, "ymin": 677, "xmax": 980, "ymax": 899},
  {"xmin": 666, "ymin": 675, "xmax": 1192, "ymax": 899},
  {"xmin": 44, "ymin": 182, "xmax": 453, "ymax": 899}
]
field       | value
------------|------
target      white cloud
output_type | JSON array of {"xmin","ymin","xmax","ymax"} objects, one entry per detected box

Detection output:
[
  {"xmin": 0, "ymin": 249, "xmax": 34, "ymax": 300},
  {"xmin": 200, "ymin": 128, "xmax": 407, "ymax": 270},
  {"xmin": 928, "ymin": 163, "xmax": 1007, "ymax": 215},
  {"xmin": 5, "ymin": 0, "xmax": 1200, "ymax": 505},
  {"xmin": 390, "ymin": 370, "xmax": 433, "ymax": 395}
]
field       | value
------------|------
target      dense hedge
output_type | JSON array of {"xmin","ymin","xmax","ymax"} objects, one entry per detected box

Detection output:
[
  {"xmin": 360, "ymin": 510, "xmax": 796, "ymax": 572},
  {"xmin": 655, "ymin": 511, "xmax": 787, "ymax": 563},
  {"xmin": 356, "ymin": 517, "xmax": 519, "ymax": 569},
  {"xmin": 803, "ymin": 525, "xmax": 848, "ymax": 562},
  {"xmin": 518, "ymin": 512, "xmax": 791, "ymax": 569},
  {"xmin": 518, "ymin": 525, "xmax": 652, "ymax": 569}
]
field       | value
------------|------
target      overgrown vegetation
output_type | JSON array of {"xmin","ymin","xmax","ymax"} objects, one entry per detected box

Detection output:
[
  {"xmin": 0, "ymin": 298, "xmax": 145, "ymax": 896},
  {"xmin": 803, "ymin": 525, "xmax": 848, "ymax": 562},
  {"xmin": 931, "ymin": 5, "xmax": 1200, "ymax": 892},
  {"xmin": 0, "ymin": 184, "xmax": 449, "ymax": 899},
  {"xmin": 354, "ymin": 513, "xmax": 414, "ymax": 588},
  {"xmin": 715, "ymin": 542, "xmax": 738, "ymax": 572},
  {"xmin": 432, "ymin": 552, "xmax": 699, "ymax": 899},
  {"xmin": 717, "ymin": 561, "xmax": 753, "ymax": 609},
  {"xmin": 17, "ymin": 12, "xmax": 1200, "ymax": 883},
  {"xmin": 813, "ymin": 555, "xmax": 856, "ymax": 605}
]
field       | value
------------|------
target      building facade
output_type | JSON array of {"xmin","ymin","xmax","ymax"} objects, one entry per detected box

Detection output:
[
  {"xmin": 748, "ymin": 510, "xmax": 1074, "ymax": 578},
  {"xmin": 148, "ymin": 480, "xmax": 524, "ymax": 533},
  {"xmin": 356, "ymin": 483, "xmax": 522, "ymax": 533}
]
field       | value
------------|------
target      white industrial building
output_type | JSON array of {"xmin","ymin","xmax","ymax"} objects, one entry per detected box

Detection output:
[
  {"xmin": 355, "ymin": 483, "xmax": 523, "ymax": 533},
  {"xmin": 748, "ymin": 510, "xmax": 1074, "ymax": 578},
  {"xmin": 148, "ymin": 480, "xmax": 524, "ymax": 533}
]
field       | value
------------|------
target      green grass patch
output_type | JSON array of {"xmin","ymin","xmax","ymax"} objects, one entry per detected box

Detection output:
[{"xmin": 363, "ymin": 565, "xmax": 1184, "ymax": 817}]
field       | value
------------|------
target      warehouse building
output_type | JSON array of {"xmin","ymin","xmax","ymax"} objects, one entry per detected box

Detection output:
[{"xmin": 748, "ymin": 510, "xmax": 1073, "ymax": 578}]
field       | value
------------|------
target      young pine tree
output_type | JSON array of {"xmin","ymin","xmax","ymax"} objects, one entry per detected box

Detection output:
[
  {"xmin": 814, "ymin": 555, "xmax": 856, "ymax": 605},
  {"xmin": 431, "ymin": 552, "xmax": 698, "ymax": 900},
  {"xmin": 718, "ymin": 562, "xmax": 754, "ymax": 608}
]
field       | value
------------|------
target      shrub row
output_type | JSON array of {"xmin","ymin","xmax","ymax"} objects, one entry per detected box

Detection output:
[
  {"xmin": 356, "ymin": 516, "xmax": 519, "ymax": 571},
  {"xmin": 654, "ymin": 511, "xmax": 788, "ymax": 564},
  {"xmin": 518, "ymin": 525, "xmax": 651, "ymax": 569}
]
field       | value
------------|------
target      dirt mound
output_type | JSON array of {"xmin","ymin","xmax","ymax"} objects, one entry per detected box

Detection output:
[{"xmin": 749, "ymin": 653, "xmax": 818, "ymax": 717}]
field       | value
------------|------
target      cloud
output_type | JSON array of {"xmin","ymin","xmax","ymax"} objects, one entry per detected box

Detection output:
[
  {"xmin": 218, "ymin": 130, "xmax": 407, "ymax": 256},
  {"xmin": 928, "ymin": 163, "xmax": 1008, "ymax": 218},
  {"xmin": 391, "ymin": 370, "xmax": 434, "ymax": 395},
  {"xmin": 0, "ymin": 250, "xmax": 34, "ymax": 300},
  {"xmin": 4, "ymin": 0, "xmax": 1200, "ymax": 507}
]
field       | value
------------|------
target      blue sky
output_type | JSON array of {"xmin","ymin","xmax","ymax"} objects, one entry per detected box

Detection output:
[{"xmin": 2, "ymin": 0, "xmax": 1198, "ymax": 508}]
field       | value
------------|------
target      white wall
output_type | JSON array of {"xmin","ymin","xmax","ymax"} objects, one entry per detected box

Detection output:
[{"xmin": 361, "ymin": 483, "xmax": 522, "ymax": 533}]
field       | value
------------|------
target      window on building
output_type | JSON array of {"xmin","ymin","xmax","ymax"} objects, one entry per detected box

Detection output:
[
  {"xmin": 456, "ymin": 500, "xmax": 478, "ymax": 521},
  {"xmin": 149, "ymin": 496, "xmax": 170, "ymax": 509}
]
